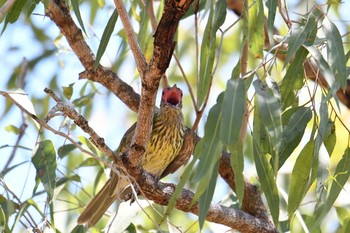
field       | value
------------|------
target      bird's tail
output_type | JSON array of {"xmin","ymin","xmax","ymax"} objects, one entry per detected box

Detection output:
[{"xmin": 77, "ymin": 173, "xmax": 129, "ymax": 227}]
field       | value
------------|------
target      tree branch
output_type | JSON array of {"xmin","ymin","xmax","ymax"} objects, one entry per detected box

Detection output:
[
  {"xmin": 45, "ymin": 0, "xmax": 140, "ymax": 112},
  {"xmin": 127, "ymin": 0, "xmax": 195, "ymax": 166},
  {"xmin": 113, "ymin": 0, "xmax": 147, "ymax": 75}
]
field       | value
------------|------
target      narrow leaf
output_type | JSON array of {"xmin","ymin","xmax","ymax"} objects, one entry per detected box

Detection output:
[
  {"xmin": 280, "ymin": 47, "xmax": 308, "ymax": 109},
  {"xmin": 288, "ymin": 141, "xmax": 315, "ymax": 220},
  {"xmin": 253, "ymin": 99, "xmax": 279, "ymax": 226},
  {"xmin": 71, "ymin": 0, "xmax": 87, "ymax": 35},
  {"xmin": 220, "ymin": 78, "xmax": 245, "ymax": 145},
  {"xmin": 266, "ymin": 0, "xmax": 277, "ymax": 46},
  {"xmin": 31, "ymin": 140, "xmax": 57, "ymax": 201},
  {"xmin": 285, "ymin": 10, "xmax": 317, "ymax": 66},
  {"xmin": 313, "ymin": 148, "xmax": 350, "ymax": 229},
  {"xmin": 279, "ymin": 107, "xmax": 312, "ymax": 168},
  {"xmin": 94, "ymin": 9, "xmax": 118, "ymax": 70},
  {"xmin": 249, "ymin": 0, "xmax": 265, "ymax": 58},
  {"xmin": 322, "ymin": 17, "xmax": 347, "ymax": 89},
  {"xmin": 253, "ymin": 79, "xmax": 283, "ymax": 172},
  {"xmin": 78, "ymin": 136, "xmax": 99, "ymax": 156},
  {"xmin": 197, "ymin": 0, "xmax": 226, "ymax": 106},
  {"xmin": 229, "ymin": 139, "xmax": 244, "ymax": 207},
  {"xmin": 1, "ymin": 0, "xmax": 27, "ymax": 33},
  {"xmin": 324, "ymin": 122, "xmax": 336, "ymax": 156},
  {"xmin": 192, "ymin": 102, "xmax": 222, "ymax": 182},
  {"xmin": 198, "ymin": 160, "xmax": 219, "ymax": 229},
  {"xmin": 57, "ymin": 143, "xmax": 78, "ymax": 158},
  {"xmin": 162, "ymin": 140, "xmax": 203, "ymax": 223}
]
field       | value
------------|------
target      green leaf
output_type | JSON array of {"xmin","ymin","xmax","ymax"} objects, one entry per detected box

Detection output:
[
  {"xmin": 94, "ymin": 9, "xmax": 118, "ymax": 70},
  {"xmin": 324, "ymin": 121, "xmax": 336, "ymax": 156},
  {"xmin": 304, "ymin": 45, "xmax": 339, "ymax": 106},
  {"xmin": 71, "ymin": 224, "xmax": 88, "ymax": 233},
  {"xmin": 161, "ymin": 140, "xmax": 203, "ymax": 223},
  {"xmin": 31, "ymin": 140, "xmax": 57, "ymax": 201},
  {"xmin": 192, "ymin": 102, "xmax": 222, "ymax": 183},
  {"xmin": 197, "ymin": 0, "xmax": 226, "ymax": 106},
  {"xmin": 279, "ymin": 106, "xmax": 312, "ymax": 168},
  {"xmin": 0, "ymin": 195, "xmax": 16, "ymax": 219},
  {"xmin": 72, "ymin": 94, "xmax": 94, "ymax": 107},
  {"xmin": 322, "ymin": 17, "xmax": 347, "ymax": 89},
  {"xmin": 1, "ymin": 0, "xmax": 27, "ymax": 33},
  {"xmin": 314, "ymin": 94, "xmax": 329, "ymax": 156},
  {"xmin": 198, "ymin": 160, "xmax": 219, "ymax": 230},
  {"xmin": 71, "ymin": 0, "xmax": 87, "ymax": 35},
  {"xmin": 78, "ymin": 136, "xmax": 99, "ymax": 156},
  {"xmin": 253, "ymin": 98, "xmax": 279, "ymax": 226},
  {"xmin": 4, "ymin": 125, "xmax": 20, "ymax": 134},
  {"xmin": 56, "ymin": 175, "xmax": 81, "ymax": 187},
  {"xmin": 62, "ymin": 83, "xmax": 74, "ymax": 100},
  {"xmin": 26, "ymin": 0, "xmax": 40, "ymax": 19},
  {"xmin": 280, "ymin": 47, "xmax": 308, "ymax": 109},
  {"xmin": 220, "ymin": 78, "xmax": 245, "ymax": 145},
  {"xmin": 78, "ymin": 157, "xmax": 100, "ymax": 167},
  {"xmin": 284, "ymin": 10, "xmax": 317, "ymax": 66},
  {"xmin": 314, "ymin": 95, "xmax": 332, "ymax": 208},
  {"xmin": 253, "ymin": 79, "xmax": 283, "ymax": 172},
  {"xmin": 0, "ymin": 205, "xmax": 6, "ymax": 232},
  {"xmin": 191, "ymin": 100, "xmax": 223, "ymax": 207},
  {"xmin": 249, "ymin": 0, "xmax": 265, "ymax": 58},
  {"xmin": 313, "ymin": 148, "xmax": 350, "ymax": 229},
  {"xmin": 266, "ymin": 0, "xmax": 277, "ymax": 46},
  {"xmin": 57, "ymin": 143, "xmax": 78, "ymax": 158},
  {"xmin": 288, "ymin": 140, "xmax": 315, "ymax": 220},
  {"xmin": 229, "ymin": 139, "xmax": 244, "ymax": 207},
  {"xmin": 336, "ymin": 207, "xmax": 350, "ymax": 225}
]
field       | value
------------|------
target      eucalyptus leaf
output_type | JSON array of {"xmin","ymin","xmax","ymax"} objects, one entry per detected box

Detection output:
[
  {"xmin": 288, "ymin": 141, "xmax": 315, "ymax": 220},
  {"xmin": 220, "ymin": 78, "xmax": 245, "ymax": 145},
  {"xmin": 31, "ymin": 140, "xmax": 57, "ymax": 201},
  {"xmin": 94, "ymin": 9, "xmax": 118, "ymax": 70},
  {"xmin": 322, "ymin": 17, "xmax": 347, "ymax": 89},
  {"xmin": 313, "ymin": 148, "xmax": 350, "ymax": 229}
]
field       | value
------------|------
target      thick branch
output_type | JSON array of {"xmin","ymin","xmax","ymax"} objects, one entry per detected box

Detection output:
[
  {"xmin": 127, "ymin": 0, "xmax": 195, "ymax": 166},
  {"xmin": 219, "ymin": 152, "xmax": 271, "ymax": 223}
]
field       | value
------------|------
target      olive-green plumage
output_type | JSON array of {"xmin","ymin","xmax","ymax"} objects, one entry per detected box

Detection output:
[{"xmin": 77, "ymin": 85, "xmax": 185, "ymax": 227}]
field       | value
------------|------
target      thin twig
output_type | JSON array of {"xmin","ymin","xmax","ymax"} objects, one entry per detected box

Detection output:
[
  {"xmin": 2, "ymin": 58, "xmax": 29, "ymax": 171},
  {"xmin": 113, "ymin": 0, "xmax": 147, "ymax": 76}
]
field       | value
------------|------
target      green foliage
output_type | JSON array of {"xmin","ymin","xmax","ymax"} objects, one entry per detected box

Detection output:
[
  {"xmin": 288, "ymin": 141, "xmax": 315, "ymax": 220},
  {"xmin": 197, "ymin": 0, "xmax": 226, "ymax": 107},
  {"xmin": 253, "ymin": 96, "xmax": 280, "ymax": 226},
  {"xmin": 1, "ymin": 0, "xmax": 350, "ymax": 232}
]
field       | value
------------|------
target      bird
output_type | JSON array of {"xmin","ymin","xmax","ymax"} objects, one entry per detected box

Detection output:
[{"xmin": 77, "ymin": 85, "xmax": 185, "ymax": 227}]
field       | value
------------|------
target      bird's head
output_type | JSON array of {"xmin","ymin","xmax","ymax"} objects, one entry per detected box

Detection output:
[{"xmin": 160, "ymin": 85, "xmax": 183, "ymax": 109}]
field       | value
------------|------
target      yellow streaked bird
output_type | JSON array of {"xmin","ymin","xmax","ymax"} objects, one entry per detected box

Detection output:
[{"xmin": 77, "ymin": 85, "xmax": 185, "ymax": 227}]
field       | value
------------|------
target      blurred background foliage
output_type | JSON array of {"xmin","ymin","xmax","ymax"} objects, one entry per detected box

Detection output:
[{"xmin": 0, "ymin": 0, "xmax": 350, "ymax": 232}]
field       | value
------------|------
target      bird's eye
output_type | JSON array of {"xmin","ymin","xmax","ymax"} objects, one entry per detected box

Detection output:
[
  {"xmin": 162, "ymin": 90, "xmax": 165, "ymax": 95},
  {"xmin": 180, "ymin": 91, "xmax": 183, "ymax": 97}
]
